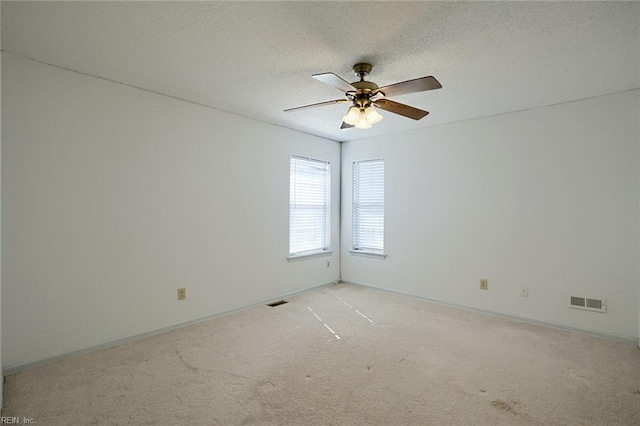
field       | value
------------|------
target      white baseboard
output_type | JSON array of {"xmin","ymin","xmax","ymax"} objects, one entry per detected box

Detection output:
[
  {"xmin": 3, "ymin": 281, "xmax": 338, "ymax": 376},
  {"xmin": 341, "ymin": 280, "xmax": 640, "ymax": 346},
  {"xmin": 6, "ymin": 279, "xmax": 636, "ymax": 375}
]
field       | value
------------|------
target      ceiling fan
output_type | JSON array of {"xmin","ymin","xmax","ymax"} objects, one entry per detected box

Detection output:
[{"xmin": 284, "ymin": 63, "xmax": 442, "ymax": 130}]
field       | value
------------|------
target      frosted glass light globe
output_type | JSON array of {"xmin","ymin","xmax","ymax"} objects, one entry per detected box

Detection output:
[
  {"xmin": 364, "ymin": 106, "xmax": 383, "ymax": 124},
  {"xmin": 355, "ymin": 117, "xmax": 372, "ymax": 129},
  {"xmin": 343, "ymin": 106, "xmax": 361, "ymax": 125}
]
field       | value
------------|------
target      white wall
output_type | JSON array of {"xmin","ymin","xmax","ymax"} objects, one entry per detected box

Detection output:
[
  {"xmin": 342, "ymin": 90, "xmax": 640, "ymax": 341},
  {"xmin": 2, "ymin": 53, "xmax": 341, "ymax": 369}
]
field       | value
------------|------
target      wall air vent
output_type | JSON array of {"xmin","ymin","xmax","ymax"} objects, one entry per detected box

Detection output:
[{"xmin": 567, "ymin": 296, "xmax": 606, "ymax": 313}]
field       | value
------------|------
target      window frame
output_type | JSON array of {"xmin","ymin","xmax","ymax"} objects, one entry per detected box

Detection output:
[
  {"xmin": 351, "ymin": 158, "xmax": 386, "ymax": 259},
  {"xmin": 288, "ymin": 155, "xmax": 332, "ymax": 260}
]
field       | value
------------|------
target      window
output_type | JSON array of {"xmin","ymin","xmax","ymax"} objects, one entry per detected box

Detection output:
[
  {"xmin": 289, "ymin": 156, "xmax": 330, "ymax": 256},
  {"xmin": 353, "ymin": 159, "xmax": 384, "ymax": 254}
]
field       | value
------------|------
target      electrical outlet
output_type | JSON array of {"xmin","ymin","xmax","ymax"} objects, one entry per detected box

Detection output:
[
  {"xmin": 479, "ymin": 279, "xmax": 488, "ymax": 290},
  {"xmin": 520, "ymin": 287, "xmax": 529, "ymax": 297},
  {"xmin": 178, "ymin": 288, "xmax": 186, "ymax": 300},
  {"xmin": 326, "ymin": 260, "xmax": 331, "ymax": 269}
]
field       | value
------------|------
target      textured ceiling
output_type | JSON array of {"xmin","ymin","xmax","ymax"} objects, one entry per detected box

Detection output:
[{"xmin": 2, "ymin": 1, "xmax": 639, "ymax": 142}]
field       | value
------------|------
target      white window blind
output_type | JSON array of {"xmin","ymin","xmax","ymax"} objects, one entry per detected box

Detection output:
[
  {"xmin": 353, "ymin": 159, "xmax": 384, "ymax": 252},
  {"xmin": 290, "ymin": 156, "xmax": 330, "ymax": 256}
]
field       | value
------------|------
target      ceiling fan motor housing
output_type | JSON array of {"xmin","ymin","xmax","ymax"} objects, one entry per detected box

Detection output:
[
  {"xmin": 351, "ymin": 80, "xmax": 379, "ymax": 91},
  {"xmin": 350, "ymin": 80, "xmax": 380, "ymax": 109}
]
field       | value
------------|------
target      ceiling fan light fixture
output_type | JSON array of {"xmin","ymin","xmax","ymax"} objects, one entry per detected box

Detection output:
[
  {"xmin": 354, "ymin": 116, "xmax": 373, "ymax": 129},
  {"xmin": 344, "ymin": 105, "xmax": 383, "ymax": 129},
  {"xmin": 343, "ymin": 106, "xmax": 361, "ymax": 125},
  {"xmin": 364, "ymin": 106, "xmax": 383, "ymax": 125}
]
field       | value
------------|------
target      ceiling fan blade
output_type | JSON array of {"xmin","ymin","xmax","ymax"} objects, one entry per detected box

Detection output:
[
  {"xmin": 284, "ymin": 99, "xmax": 349, "ymax": 112},
  {"xmin": 374, "ymin": 99, "xmax": 429, "ymax": 120},
  {"xmin": 340, "ymin": 121, "xmax": 354, "ymax": 129},
  {"xmin": 377, "ymin": 76, "xmax": 442, "ymax": 98},
  {"xmin": 312, "ymin": 72, "xmax": 356, "ymax": 93}
]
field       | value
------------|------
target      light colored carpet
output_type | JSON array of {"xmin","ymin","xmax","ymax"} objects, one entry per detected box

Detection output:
[{"xmin": 2, "ymin": 283, "xmax": 640, "ymax": 425}]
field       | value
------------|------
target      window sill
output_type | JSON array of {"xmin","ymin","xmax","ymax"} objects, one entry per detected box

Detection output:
[
  {"xmin": 287, "ymin": 250, "xmax": 333, "ymax": 262},
  {"xmin": 349, "ymin": 250, "xmax": 387, "ymax": 259}
]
